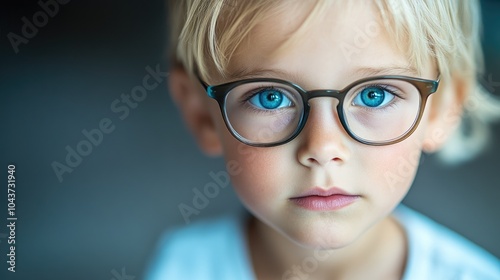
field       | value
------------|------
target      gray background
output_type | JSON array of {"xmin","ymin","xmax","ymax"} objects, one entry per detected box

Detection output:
[{"xmin": 1, "ymin": 1, "xmax": 500, "ymax": 279}]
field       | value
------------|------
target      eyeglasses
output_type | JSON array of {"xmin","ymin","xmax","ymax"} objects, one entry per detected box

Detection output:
[{"xmin": 198, "ymin": 75, "xmax": 440, "ymax": 147}]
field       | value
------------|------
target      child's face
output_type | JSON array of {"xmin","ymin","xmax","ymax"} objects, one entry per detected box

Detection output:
[{"xmin": 181, "ymin": 1, "xmax": 445, "ymax": 248}]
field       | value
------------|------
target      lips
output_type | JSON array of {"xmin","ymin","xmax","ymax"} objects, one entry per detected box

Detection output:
[{"xmin": 290, "ymin": 187, "xmax": 360, "ymax": 211}]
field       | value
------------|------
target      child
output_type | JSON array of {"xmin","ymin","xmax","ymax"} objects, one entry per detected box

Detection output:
[{"xmin": 147, "ymin": 0, "xmax": 500, "ymax": 279}]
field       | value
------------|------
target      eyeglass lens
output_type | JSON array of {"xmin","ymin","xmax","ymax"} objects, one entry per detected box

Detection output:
[{"xmin": 223, "ymin": 79, "xmax": 422, "ymax": 144}]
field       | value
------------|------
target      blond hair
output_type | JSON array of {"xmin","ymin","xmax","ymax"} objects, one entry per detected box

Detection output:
[{"xmin": 168, "ymin": 0, "xmax": 500, "ymax": 163}]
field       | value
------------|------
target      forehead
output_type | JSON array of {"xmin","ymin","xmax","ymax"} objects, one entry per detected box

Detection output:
[{"xmin": 226, "ymin": 1, "xmax": 428, "ymax": 87}]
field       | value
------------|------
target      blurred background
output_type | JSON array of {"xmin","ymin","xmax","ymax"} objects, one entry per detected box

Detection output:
[{"xmin": 1, "ymin": 0, "xmax": 499, "ymax": 279}]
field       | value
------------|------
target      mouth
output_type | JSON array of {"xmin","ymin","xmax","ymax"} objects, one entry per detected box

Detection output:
[{"xmin": 289, "ymin": 187, "xmax": 360, "ymax": 211}]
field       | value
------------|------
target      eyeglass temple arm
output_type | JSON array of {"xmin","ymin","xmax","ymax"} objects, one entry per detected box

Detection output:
[
  {"xmin": 427, "ymin": 73, "xmax": 441, "ymax": 94},
  {"xmin": 194, "ymin": 70, "xmax": 210, "ymax": 90},
  {"xmin": 198, "ymin": 77, "xmax": 209, "ymax": 90}
]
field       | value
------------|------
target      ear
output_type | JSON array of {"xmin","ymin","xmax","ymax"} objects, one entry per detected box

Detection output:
[
  {"xmin": 169, "ymin": 67, "xmax": 223, "ymax": 156},
  {"xmin": 422, "ymin": 76, "xmax": 470, "ymax": 153}
]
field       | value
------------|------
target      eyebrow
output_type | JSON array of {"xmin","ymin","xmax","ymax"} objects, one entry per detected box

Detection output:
[
  {"xmin": 350, "ymin": 66, "xmax": 420, "ymax": 77},
  {"xmin": 227, "ymin": 68, "xmax": 301, "ymax": 81},
  {"xmin": 226, "ymin": 65, "xmax": 420, "ymax": 84}
]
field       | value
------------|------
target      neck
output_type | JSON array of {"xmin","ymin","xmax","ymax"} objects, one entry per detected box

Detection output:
[{"xmin": 247, "ymin": 215, "xmax": 407, "ymax": 279}]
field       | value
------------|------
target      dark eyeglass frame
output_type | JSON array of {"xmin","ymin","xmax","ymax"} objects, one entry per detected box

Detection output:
[{"xmin": 197, "ymin": 75, "xmax": 440, "ymax": 147}]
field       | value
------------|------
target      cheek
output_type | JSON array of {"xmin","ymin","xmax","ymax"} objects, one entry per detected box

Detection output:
[
  {"xmin": 222, "ymin": 137, "xmax": 293, "ymax": 218},
  {"xmin": 359, "ymin": 126, "xmax": 428, "ymax": 207}
]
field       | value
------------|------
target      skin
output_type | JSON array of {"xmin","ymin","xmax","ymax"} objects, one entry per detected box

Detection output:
[{"xmin": 169, "ymin": 1, "xmax": 468, "ymax": 279}]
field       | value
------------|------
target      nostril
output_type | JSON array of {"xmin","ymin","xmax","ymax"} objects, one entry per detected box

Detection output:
[{"xmin": 307, "ymin": 157, "xmax": 341, "ymax": 165}]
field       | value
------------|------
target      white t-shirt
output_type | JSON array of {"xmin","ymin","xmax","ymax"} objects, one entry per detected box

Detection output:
[{"xmin": 145, "ymin": 205, "xmax": 500, "ymax": 279}]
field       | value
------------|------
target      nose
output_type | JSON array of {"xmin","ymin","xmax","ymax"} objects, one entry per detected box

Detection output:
[{"xmin": 296, "ymin": 98, "xmax": 351, "ymax": 167}]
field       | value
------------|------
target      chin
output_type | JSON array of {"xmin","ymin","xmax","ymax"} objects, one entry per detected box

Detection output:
[{"xmin": 279, "ymin": 219, "xmax": 362, "ymax": 250}]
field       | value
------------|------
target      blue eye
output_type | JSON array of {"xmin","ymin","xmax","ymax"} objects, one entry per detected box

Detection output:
[
  {"xmin": 248, "ymin": 89, "xmax": 293, "ymax": 110},
  {"xmin": 353, "ymin": 86, "xmax": 395, "ymax": 108}
]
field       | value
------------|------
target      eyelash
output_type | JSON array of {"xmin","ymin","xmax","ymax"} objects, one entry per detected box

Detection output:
[
  {"xmin": 351, "ymin": 84, "xmax": 405, "ymax": 110},
  {"xmin": 237, "ymin": 83, "xmax": 407, "ymax": 114},
  {"xmin": 240, "ymin": 86, "xmax": 295, "ymax": 112},
  {"xmin": 358, "ymin": 84, "xmax": 404, "ymax": 98}
]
